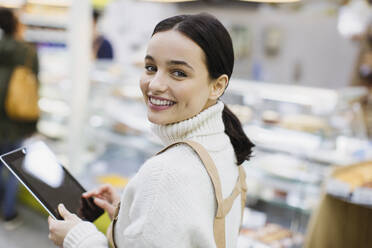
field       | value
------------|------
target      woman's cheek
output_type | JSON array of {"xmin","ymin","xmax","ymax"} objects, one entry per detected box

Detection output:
[{"xmin": 139, "ymin": 76, "xmax": 149, "ymax": 97}]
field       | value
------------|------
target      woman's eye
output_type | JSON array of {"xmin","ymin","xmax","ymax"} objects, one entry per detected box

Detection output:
[
  {"xmin": 145, "ymin": 65, "xmax": 157, "ymax": 72},
  {"xmin": 172, "ymin": 70, "xmax": 187, "ymax": 78}
]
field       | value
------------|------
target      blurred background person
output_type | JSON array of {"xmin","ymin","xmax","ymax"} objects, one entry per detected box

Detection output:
[
  {"xmin": 0, "ymin": 7, "xmax": 39, "ymax": 230},
  {"xmin": 93, "ymin": 9, "xmax": 114, "ymax": 60}
]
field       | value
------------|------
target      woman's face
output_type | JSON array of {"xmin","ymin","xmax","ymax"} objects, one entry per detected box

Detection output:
[{"xmin": 140, "ymin": 30, "xmax": 216, "ymax": 125}]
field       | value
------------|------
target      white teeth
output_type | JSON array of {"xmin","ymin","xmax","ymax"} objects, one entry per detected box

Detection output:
[{"xmin": 149, "ymin": 97, "xmax": 175, "ymax": 106}]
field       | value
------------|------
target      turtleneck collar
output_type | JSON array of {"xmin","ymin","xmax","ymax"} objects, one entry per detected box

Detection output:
[{"xmin": 151, "ymin": 101, "xmax": 226, "ymax": 147}]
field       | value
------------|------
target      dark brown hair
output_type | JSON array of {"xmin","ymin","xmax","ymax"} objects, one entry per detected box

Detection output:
[
  {"xmin": 152, "ymin": 13, "xmax": 254, "ymax": 165},
  {"xmin": 0, "ymin": 7, "xmax": 17, "ymax": 37}
]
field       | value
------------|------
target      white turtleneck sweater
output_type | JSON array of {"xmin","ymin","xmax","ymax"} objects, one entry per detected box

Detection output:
[{"xmin": 64, "ymin": 101, "xmax": 242, "ymax": 248}]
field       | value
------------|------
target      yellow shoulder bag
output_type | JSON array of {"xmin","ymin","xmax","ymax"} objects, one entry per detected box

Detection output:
[{"xmin": 5, "ymin": 47, "xmax": 40, "ymax": 122}]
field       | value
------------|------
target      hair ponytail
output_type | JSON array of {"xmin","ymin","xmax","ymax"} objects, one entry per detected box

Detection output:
[{"xmin": 222, "ymin": 104, "xmax": 254, "ymax": 165}]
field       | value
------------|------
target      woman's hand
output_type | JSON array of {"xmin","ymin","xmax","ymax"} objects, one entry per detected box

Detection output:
[
  {"xmin": 82, "ymin": 184, "xmax": 120, "ymax": 220},
  {"xmin": 48, "ymin": 204, "xmax": 82, "ymax": 247}
]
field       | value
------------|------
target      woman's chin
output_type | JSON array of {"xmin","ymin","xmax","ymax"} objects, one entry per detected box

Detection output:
[{"xmin": 147, "ymin": 115, "xmax": 172, "ymax": 125}]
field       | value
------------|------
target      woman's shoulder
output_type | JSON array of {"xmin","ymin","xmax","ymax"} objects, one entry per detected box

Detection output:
[
  {"xmin": 138, "ymin": 143, "xmax": 205, "ymax": 179},
  {"xmin": 154, "ymin": 142, "xmax": 202, "ymax": 163},
  {"xmin": 1, "ymin": 38, "xmax": 32, "ymax": 50},
  {"xmin": 0, "ymin": 39, "xmax": 35, "ymax": 63},
  {"xmin": 124, "ymin": 143, "xmax": 208, "ymax": 202}
]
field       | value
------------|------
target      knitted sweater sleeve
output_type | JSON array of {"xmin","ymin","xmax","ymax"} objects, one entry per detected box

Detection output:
[
  {"xmin": 61, "ymin": 156, "xmax": 164, "ymax": 248},
  {"xmin": 62, "ymin": 156, "xmax": 172, "ymax": 248},
  {"xmin": 63, "ymin": 222, "xmax": 108, "ymax": 248},
  {"xmin": 64, "ymin": 148, "xmax": 215, "ymax": 248}
]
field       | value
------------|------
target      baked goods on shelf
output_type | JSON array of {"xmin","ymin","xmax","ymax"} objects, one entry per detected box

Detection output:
[
  {"xmin": 280, "ymin": 114, "xmax": 329, "ymax": 133},
  {"xmin": 240, "ymin": 223, "xmax": 303, "ymax": 248},
  {"xmin": 228, "ymin": 104, "xmax": 253, "ymax": 124},
  {"xmin": 261, "ymin": 110, "xmax": 281, "ymax": 125},
  {"xmin": 333, "ymin": 162, "xmax": 372, "ymax": 189},
  {"xmin": 326, "ymin": 162, "xmax": 372, "ymax": 206}
]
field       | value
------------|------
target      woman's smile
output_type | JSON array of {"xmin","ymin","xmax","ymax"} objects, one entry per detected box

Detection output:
[{"xmin": 148, "ymin": 95, "xmax": 176, "ymax": 111}]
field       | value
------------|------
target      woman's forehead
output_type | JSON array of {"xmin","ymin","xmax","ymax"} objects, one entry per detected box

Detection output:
[{"xmin": 147, "ymin": 30, "xmax": 205, "ymax": 65}]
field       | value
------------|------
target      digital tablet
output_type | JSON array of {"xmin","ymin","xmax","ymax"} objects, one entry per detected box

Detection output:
[{"xmin": 0, "ymin": 141, "xmax": 103, "ymax": 222}]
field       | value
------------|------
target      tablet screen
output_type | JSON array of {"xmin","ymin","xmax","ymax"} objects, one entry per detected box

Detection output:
[{"xmin": 0, "ymin": 141, "xmax": 103, "ymax": 222}]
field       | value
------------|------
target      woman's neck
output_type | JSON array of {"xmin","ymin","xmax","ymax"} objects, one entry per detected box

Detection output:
[{"xmin": 151, "ymin": 101, "xmax": 225, "ymax": 146}]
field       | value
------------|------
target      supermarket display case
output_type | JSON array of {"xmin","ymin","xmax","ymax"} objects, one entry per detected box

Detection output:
[
  {"xmin": 83, "ymin": 76, "xmax": 372, "ymax": 238},
  {"xmin": 224, "ymin": 79, "xmax": 371, "ymax": 237},
  {"xmin": 21, "ymin": 0, "xmax": 70, "ymax": 44},
  {"xmin": 303, "ymin": 162, "xmax": 372, "ymax": 248}
]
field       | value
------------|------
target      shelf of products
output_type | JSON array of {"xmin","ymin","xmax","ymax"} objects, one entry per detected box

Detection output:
[
  {"xmin": 326, "ymin": 161, "xmax": 372, "ymax": 207},
  {"xmin": 222, "ymin": 79, "xmax": 371, "ymax": 232},
  {"xmin": 237, "ymin": 208, "xmax": 304, "ymax": 248},
  {"xmin": 239, "ymin": 224, "xmax": 304, "ymax": 248},
  {"xmin": 21, "ymin": 1, "xmax": 70, "ymax": 44}
]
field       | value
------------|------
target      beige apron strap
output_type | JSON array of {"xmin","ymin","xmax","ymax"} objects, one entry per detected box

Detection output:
[
  {"xmin": 157, "ymin": 141, "xmax": 224, "ymax": 216},
  {"xmin": 118, "ymin": 140, "xmax": 246, "ymax": 248},
  {"xmin": 107, "ymin": 222, "xmax": 115, "ymax": 248},
  {"xmin": 158, "ymin": 140, "xmax": 233, "ymax": 248},
  {"xmin": 158, "ymin": 141, "xmax": 226, "ymax": 247},
  {"xmin": 215, "ymin": 166, "xmax": 247, "ymax": 243},
  {"xmin": 107, "ymin": 203, "xmax": 121, "ymax": 248},
  {"xmin": 182, "ymin": 141, "xmax": 248, "ymax": 246},
  {"xmin": 239, "ymin": 166, "xmax": 247, "ymax": 226},
  {"xmin": 221, "ymin": 167, "xmax": 246, "ymax": 217}
]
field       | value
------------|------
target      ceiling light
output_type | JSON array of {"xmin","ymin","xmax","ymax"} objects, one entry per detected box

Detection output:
[
  {"xmin": 0, "ymin": 0, "xmax": 25, "ymax": 8},
  {"xmin": 26, "ymin": 0, "xmax": 71, "ymax": 7},
  {"xmin": 239, "ymin": 0, "xmax": 300, "ymax": 2},
  {"xmin": 138, "ymin": 0, "xmax": 196, "ymax": 2}
]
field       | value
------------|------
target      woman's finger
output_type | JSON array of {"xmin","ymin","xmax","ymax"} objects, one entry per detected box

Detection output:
[
  {"xmin": 48, "ymin": 215, "xmax": 53, "ymax": 224},
  {"xmin": 82, "ymin": 184, "xmax": 111, "ymax": 198},
  {"xmin": 82, "ymin": 189, "xmax": 99, "ymax": 198},
  {"xmin": 100, "ymin": 184, "xmax": 120, "ymax": 204},
  {"xmin": 47, "ymin": 208, "xmax": 81, "ymax": 247},
  {"xmin": 58, "ymin": 204, "xmax": 77, "ymax": 221},
  {"xmin": 94, "ymin": 198, "xmax": 116, "ymax": 217},
  {"xmin": 48, "ymin": 215, "xmax": 59, "ymax": 229},
  {"xmin": 94, "ymin": 197, "xmax": 113, "ymax": 210}
]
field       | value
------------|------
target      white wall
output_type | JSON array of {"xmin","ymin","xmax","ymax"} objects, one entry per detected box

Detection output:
[
  {"xmin": 101, "ymin": 1, "xmax": 360, "ymax": 89},
  {"xmin": 101, "ymin": 0, "xmax": 176, "ymax": 67},
  {"xmin": 176, "ymin": 4, "xmax": 360, "ymax": 88}
]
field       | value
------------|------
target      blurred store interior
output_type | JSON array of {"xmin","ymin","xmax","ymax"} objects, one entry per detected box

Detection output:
[{"xmin": 1, "ymin": 0, "xmax": 372, "ymax": 247}]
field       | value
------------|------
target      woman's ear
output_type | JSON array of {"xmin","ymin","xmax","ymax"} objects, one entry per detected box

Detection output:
[{"xmin": 209, "ymin": 74, "xmax": 229, "ymax": 100}]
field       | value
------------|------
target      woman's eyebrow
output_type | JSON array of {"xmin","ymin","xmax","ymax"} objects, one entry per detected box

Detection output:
[
  {"xmin": 145, "ymin": 55, "xmax": 155, "ymax": 61},
  {"xmin": 167, "ymin": 60, "xmax": 194, "ymax": 71},
  {"xmin": 145, "ymin": 56, "xmax": 194, "ymax": 71}
]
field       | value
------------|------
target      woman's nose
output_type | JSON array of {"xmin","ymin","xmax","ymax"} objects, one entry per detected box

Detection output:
[{"xmin": 148, "ymin": 72, "xmax": 167, "ymax": 93}]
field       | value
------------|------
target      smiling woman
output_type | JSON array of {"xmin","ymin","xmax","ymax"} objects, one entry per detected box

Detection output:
[
  {"xmin": 48, "ymin": 13, "xmax": 254, "ymax": 248},
  {"xmin": 140, "ymin": 29, "xmax": 214, "ymax": 125}
]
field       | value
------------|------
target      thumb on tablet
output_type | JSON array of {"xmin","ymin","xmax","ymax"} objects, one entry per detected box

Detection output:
[{"xmin": 58, "ymin": 204, "xmax": 78, "ymax": 221}]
